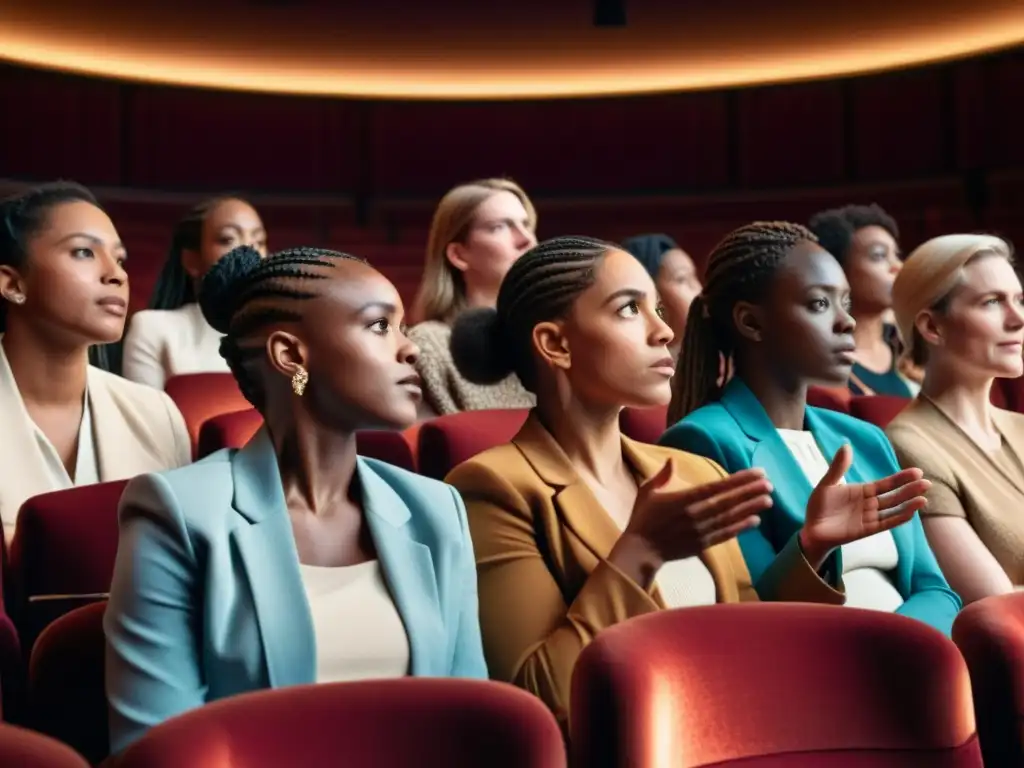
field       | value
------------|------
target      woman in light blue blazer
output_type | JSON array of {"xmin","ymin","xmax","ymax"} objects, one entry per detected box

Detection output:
[
  {"xmin": 104, "ymin": 245, "xmax": 487, "ymax": 755},
  {"xmin": 661, "ymin": 222, "xmax": 961, "ymax": 637}
]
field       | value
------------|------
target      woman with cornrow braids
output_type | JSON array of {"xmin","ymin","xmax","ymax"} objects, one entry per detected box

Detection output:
[
  {"xmin": 446, "ymin": 235, "xmax": 855, "ymax": 729},
  {"xmin": 662, "ymin": 221, "xmax": 960, "ymax": 636},
  {"xmin": 122, "ymin": 196, "xmax": 267, "ymax": 389},
  {"xmin": 105, "ymin": 245, "xmax": 487, "ymax": 756}
]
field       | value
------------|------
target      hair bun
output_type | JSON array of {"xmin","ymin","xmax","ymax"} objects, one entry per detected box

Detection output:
[
  {"xmin": 449, "ymin": 307, "xmax": 515, "ymax": 385},
  {"xmin": 198, "ymin": 245, "xmax": 263, "ymax": 333}
]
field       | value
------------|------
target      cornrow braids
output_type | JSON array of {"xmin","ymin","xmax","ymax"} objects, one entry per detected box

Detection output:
[
  {"xmin": 670, "ymin": 221, "xmax": 817, "ymax": 424},
  {"xmin": 199, "ymin": 245, "xmax": 363, "ymax": 410},
  {"xmin": 450, "ymin": 235, "xmax": 616, "ymax": 391},
  {"xmin": 149, "ymin": 196, "xmax": 248, "ymax": 311}
]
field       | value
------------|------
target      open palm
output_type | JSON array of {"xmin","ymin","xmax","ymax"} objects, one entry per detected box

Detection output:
[{"xmin": 804, "ymin": 444, "xmax": 930, "ymax": 552}]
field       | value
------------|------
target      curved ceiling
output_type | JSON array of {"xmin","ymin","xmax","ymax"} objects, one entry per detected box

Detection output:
[{"xmin": 1, "ymin": 0, "xmax": 1023, "ymax": 99}]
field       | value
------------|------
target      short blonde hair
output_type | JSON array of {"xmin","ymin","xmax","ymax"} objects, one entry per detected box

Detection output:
[{"xmin": 411, "ymin": 178, "xmax": 537, "ymax": 325}]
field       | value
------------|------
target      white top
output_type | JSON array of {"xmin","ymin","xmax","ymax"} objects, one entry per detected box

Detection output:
[
  {"xmin": 298, "ymin": 560, "xmax": 410, "ymax": 684},
  {"xmin": 0, "ymin": 346, "xmax": 99, "ymax": 531},
  {"xmin": 122, "ymin": 303, "xmax": 230, "ymax": 390},
  {"xmin": 777, "ymin": 429, "xmax": 904, "ymax": 613}
]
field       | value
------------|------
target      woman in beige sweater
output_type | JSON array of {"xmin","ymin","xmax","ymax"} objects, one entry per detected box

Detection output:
[
  {"xmin": 886, "ymin": 233, "xmax": 1024, "ymax": 603},
  {"xmin": 407, "ymin": 179, "xmax": 538, "ymax": 417}
]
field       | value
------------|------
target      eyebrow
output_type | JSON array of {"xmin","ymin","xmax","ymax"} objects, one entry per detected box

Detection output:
[
  {"xmin": 56, "ymin": 232, "xmax": 125, "ymax": 250},
  {"xmin": 358, "ymin": 301, "xmax": 398, "ymax": 315},
  {"xmin": 602, "ymin": 287, "xmax": 645, "ymax": 306}
]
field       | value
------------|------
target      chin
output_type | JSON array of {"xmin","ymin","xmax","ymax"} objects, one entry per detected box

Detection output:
[
  {"xmin": 812, "ymin": 365, "xmax": 854, "ymax": 387},
  {"xmin": 623, "ymin": 381, "xmax": 673, "ymax": 409}
]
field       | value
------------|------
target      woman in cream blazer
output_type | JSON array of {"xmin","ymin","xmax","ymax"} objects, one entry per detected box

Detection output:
[
  {"xmin": 122, "ymin": 197, "xmax": 267, "ymax": 389},
  {"xmin": 0, "ymin": 182, "xmax": 190, "ymax": 542},
  {"xmin": 887, "ymin": 234, "xmax": 1024, "ymax": 603}
]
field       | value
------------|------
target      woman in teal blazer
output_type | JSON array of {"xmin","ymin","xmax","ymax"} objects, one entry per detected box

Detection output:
[
  {"xmin": 661, "ymin": 222, "xmax": 960, "ymax": 636},
  {"xmin": 105, "ymin": 246, "xmax": 486, "ymax": 755}
]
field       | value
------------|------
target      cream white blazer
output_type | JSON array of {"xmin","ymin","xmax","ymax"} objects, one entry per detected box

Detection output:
[
  {"xmin": 0, "ymin": 340, "xmax": 191, "ymax": 541},
  {"xmin": 122, "ymin": 303, "xmax": 230, "ymax": 390}
]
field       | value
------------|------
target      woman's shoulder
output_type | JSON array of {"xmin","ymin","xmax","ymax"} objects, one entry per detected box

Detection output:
[
  {"xmin": 120, "ymin": 450, "xmax": 237, "ymax": 532},
  {"xmin": 127, "ymin": 305, "xmax": 197, "ymax": 334},
  {"xmin": 88, "ymin": 365, "xmax": 179, "ymax": 417},
  {"xmin": 629, "ymin": 440, "xmax": 725, "ymax": 484}
]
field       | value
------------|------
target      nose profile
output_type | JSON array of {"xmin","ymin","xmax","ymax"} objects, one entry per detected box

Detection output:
[
  {"xmin": 399, "ymin": 333, "xmax": 420, "ymax": 366},
  {"xmin": 101, "ymin": 250, "xmax": 128, "ymax": 286}
]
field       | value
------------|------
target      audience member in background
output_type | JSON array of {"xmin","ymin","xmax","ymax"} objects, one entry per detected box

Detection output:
[
  {"xmin": 0, "ymin": 182, "xmax": 190, "ymax": 543},
  {"xmin": 105, "ymin": 245, "xmax": 486, "ymax": 755},
  {"xmin": 443, "ymin": 235, "xmax": 927, "ymax": 727},
  {"xmin": 408, "ymin": 178, "xmax": 537, "ymax": 416},
  {"xmin": 621, "ymin": 233, "xmax": 702, "ymax": 361},
  {"xmin": 121, "ymin": 196, "xmax": 267, "ymax": 390},
  {"xmin": 887, "ymin": 234, "xmax": 1024, "ymax": 603},
  {"xmin": 663, "ymin": 222, "xmax": 960, "ymax": 636},
  {"xmin": 808, "ymin": 204, "xmax": 918, "ymax": 397}
]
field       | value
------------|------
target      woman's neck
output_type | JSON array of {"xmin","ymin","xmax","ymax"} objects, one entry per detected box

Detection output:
[
  {"xmin": 735, "ymin": 360, "xmax": 807, "ymax": 431},
  {"xmin": 535, "ymin": 393, "xmax": 625, "ymax": 484},
  {"xmin": 920, "ymin": 363, "xmax": 998, "ymax": 440},
  {"xmin": 852, "ymin": 311, "xmax": 888, "ymax": 352},
  {"xmin": 463, "ymin": 284, "xmax": 499, "ymax": 312},
  {"xmin": 268, "ymin": 409, "xmax": 360, "ymax": 515},
  {"xmin": 1, "ymin": 324, "xmax": 89, "ymax": 407}
]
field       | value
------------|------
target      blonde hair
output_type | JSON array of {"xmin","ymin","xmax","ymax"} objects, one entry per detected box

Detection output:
[
  {"xmin": 411, "ymin": 178, "xmax": 537, "ymax": 325},
  {"xmin": 892, "ymin": 233, "xmax": 1013, "ymax": 367}
]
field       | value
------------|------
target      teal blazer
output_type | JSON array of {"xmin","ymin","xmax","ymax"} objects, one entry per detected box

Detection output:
[
  {"xmin": 104, "ymin": 428, "xmax": 487, "ymax": 755},
  {"xmin": 660, "ymin": 379, "xmax": 961, "ymax": 636}
]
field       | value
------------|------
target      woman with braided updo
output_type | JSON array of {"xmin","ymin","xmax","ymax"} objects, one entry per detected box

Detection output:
[
  {"xmin": 661, "ymin": 221, "xmax": 960, "ymax": 635},
  {"xmin": 444, "ymin": 235, "xmax": 875, "ymax": 728},
  {"xmin": 105, "ymin": 245, "xmax": 486, "ymax": 755},
  {"xmin": 122, "ymin": 196, "xmax": 267, "ymax": 389}
]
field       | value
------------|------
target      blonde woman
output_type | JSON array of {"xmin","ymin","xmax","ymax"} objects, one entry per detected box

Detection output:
[
  {"xmin": 887, "ymin": 234, "xmax": 1024, "ymax": 604},
  {"xmin": 408, "ymin": 179, "xmax": 538, "ymax": 417}
]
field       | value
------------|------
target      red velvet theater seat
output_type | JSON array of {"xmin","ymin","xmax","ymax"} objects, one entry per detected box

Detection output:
[
  {"xmin": 113, "ymin": 679, "xmax": 566, "ymax": 768},
  {"xmin": 28, "ymin": 602, "xmax": 108, "ymax": 766},
  {"xmin": 620, "ymin": 405, "xmax": 668, "ymax": 445},
  {"xmin": 9, "ymin": 481, "xmax": 125, "ymax": 653},
  {"xmin": 0, "ymin": 722, "xmax": 89, "ymax": 768},
  {"xmin": 198, "ymin": 408, "xmax": 416, "ymax": 471},
  {"xmin": 807, "ymin": 385, "xmax": 852, "ymax": 413},
  {"xmin": 953, "ymin": 592, "xmax": 1024, "ymax": 768},
  {"xmin": 849, "ymin": 395, "xmax": 910, "ymax": 428},
  {"xmin": 571, "ymin": 603, "xmax": 980, "ymax": 767},
  {"xmin": 418, "ymin": 409, "xmax": 529, "ymax": 480},
  {"xmin": 164, "ymin": 373, "xmax": 250, "ymax": 458}
]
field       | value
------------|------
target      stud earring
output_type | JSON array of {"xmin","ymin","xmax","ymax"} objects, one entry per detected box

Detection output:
[
  {"xmin": 291, "ymin": 366, "xmax": 309, "ymax": 397},
  {"xmin": 3, "ymin": 293, "xmax": 24, "ymax": 305}
]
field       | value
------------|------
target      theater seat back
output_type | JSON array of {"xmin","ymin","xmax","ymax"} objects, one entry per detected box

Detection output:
[
  {"xmin": 572, "ymin": 603, "xmax": 980, "ymax": 767},
  {"xmin": 113, "ymin": 679, "xmax": 566, "ymax": 768},
  {"xmin": 418, "ymin": 409, "xmax": 529, "ymax": 480},
  {"xmin": 850, "ymin": 395, "xmax": 910, "ymax": 428},
  {"xmin": 165, "ymin": 373, "xmax": 250, "ymax": 458},
  {"xmin": 0, "ymin": 722, "xmax": 89, "ymax": 768},
  {"xmin": 198, "ymin": 409, "xmax": 416, "ymax": 471},
  {"xmin": 10, "ymin": 482, "xmax": 125, "ymax": 652},
  {"xmin": 620, "ymin": 405, "xmax": 668, "ymax": 444}
]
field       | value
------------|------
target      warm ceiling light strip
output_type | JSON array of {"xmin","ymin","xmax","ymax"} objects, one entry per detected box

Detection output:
[{"xmin": 1, "ymin": 22, "xmax": 1023, "ymax": 98}]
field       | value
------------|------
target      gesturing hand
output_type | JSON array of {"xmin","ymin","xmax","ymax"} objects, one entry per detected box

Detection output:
[
  {"xmin": 800, "ymin": 444, "xmax": 930, "ymax": 567},
  {"xmin": 621, "ymin": 459, "xmax": 774, "ymax": 565}
]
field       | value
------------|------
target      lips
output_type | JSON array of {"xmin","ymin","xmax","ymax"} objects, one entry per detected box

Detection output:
[
  {"xmin": 97, "ymin": 296, "xmax": 128, "ymax": 315},
  {"xmin": 833, "ymin": 343, "xmax": 857, "ymax": 365},
  {"xmin": 397, "ymin": 373, "xmax": 423, "ymax": 398},
  {"xmin": 651, "ymin": 356, "xmax": 675, "ymax": 376}
]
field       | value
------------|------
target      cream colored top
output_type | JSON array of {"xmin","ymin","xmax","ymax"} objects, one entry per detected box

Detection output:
[
  {"xmin": 887, "ymin": 396, "xmax": 1024, "ymax": 587},
  {"xmin": 611, "ymin": 516, "xmax": 717, "ymax": 608},
  {"xmin": 122, "ymin": 303, "xmax": 229, "ymax": 390},
  {"xmin": 778, "ymin": 429, "xmax": 904, "ymax": 613},
  {"xmin": 298, "ymin": 560, "xmax": 410, "ymax": 684}
]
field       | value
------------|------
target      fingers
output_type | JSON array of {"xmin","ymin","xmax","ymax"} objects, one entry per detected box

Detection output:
[
  {"xmin": 820, "ymin": 444, "xmax": 853, "ymax": 488},
  {"xmin": 696, "ymin": 494, "xmax": 773, "ymax": 534},
  {"xmin": 701, "ymin": 515, "xmax": 762, "ymax": 548},
  {"xmin": 688, "ymin": 476, "xmax": 774, "ymax": 519},
  {"xmin": 872, "ymin": 497, "xmax": 927, "ymax": 531},
  {"xmin": 865, "ymin": 467, "xmax": 925, "ymax": 498},
  {"xmin": 875, "ymin": 478, "xmax": 931, "ymax": 512},
  {"xmin": 653, "ymin": 467, "xmax": 768, "ymax": 506}
]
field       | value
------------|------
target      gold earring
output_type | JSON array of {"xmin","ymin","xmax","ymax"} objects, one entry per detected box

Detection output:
[{"xmin": 291, "ymin": 366, "xmax": 308, "ymax": 397}]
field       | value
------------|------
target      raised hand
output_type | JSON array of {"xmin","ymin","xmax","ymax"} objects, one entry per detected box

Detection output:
[
  {"xmin": 619, "ymin": 459, "xmax": 773, "ymax": 566},
  {"xmin": 800, "ymin": 444, "xmax": 930, "ymax": 567}
]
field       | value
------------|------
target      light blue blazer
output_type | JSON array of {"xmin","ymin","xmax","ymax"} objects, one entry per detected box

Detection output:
[
  {"xmin": 104, "ymin": 428, "xmax": 487, "ymax": 755},
  {"xmin": 660, "ymin": 378, "xmax": 961, "ymax": 637}
]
